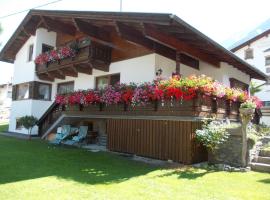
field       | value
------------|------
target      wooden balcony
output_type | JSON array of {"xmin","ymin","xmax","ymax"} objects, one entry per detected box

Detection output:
[
  {"xmin": 37, "ymin": 95, "xmax": 241, "ymax": 137},
  {"xmin": 36, "ymin": 42, "xmax": 112, "ymax": 81}
]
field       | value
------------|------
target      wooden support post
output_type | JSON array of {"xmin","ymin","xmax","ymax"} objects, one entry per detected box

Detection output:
[{"xmin": 175, "ymin": 51, "xmax": 181, "ymax": 76}]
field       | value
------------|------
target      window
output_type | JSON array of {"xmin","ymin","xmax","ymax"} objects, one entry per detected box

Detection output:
[
  {"xmin": 229, "ymin": 78, "xmax": 249, "ymax": 91},
  {"xmin": 265, "ymin": 57, "xmax": 270, "ymax": 66},
  {"xmin": 264, "ymin": 101, "xmax": 270, "ymax": 107},
  {"xmin": 37, "ymin": 83, "xmax": 51, "ymax": 100},
  {"xmin": 57, "ymin": 81, "xmax": 74, "ymax": 94},
  {"xmin": 16, "ymin": 118, "xmax": 23, "ymax": 130},
  {"xmin": 16, "ymin": 83, "xmax": 29, "ymax": 100},
  {"xmin": 96, "ymin": 73, "xmax": 120, "ymax": 90},
  {"xmin": 28, "ymin": 44, "xmax": 34, "ymax": 61},
  {"xmin": 244, "ymin": 48, "xmax": 253, "ymax": 59},
  {"xmin": 42, "ymin": 44, "xmax": 54, "ymax": 53},
  {"xmin": 7, "ymin": 91, "xmax": 12, "ymax": 98},
  {"xmin": 266, "ymin": 67, "xmax": 270, "ymax": 73}
]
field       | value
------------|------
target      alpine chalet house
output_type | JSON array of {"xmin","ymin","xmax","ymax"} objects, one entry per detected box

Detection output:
[
  {"xmin": 0, "ymin": 10, "xmax": 266, "ymax": 164},
  {"xmin": 231, "ymin": 21, "xmax": 270, "ymax": 125}
]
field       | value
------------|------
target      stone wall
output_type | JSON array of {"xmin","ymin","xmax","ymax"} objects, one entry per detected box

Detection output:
[{"xmin": 209, "ymin": 126, "xmax": 243, "ymax": 167}]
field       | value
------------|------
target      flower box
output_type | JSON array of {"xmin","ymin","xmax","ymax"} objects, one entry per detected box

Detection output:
[
  {"xmin": 216, "ymin": 97, "xmax": 227, "ymax": 118},
  {"xmin": 83, "ymin": 103, "xmax": 101, "ymax": 112},
  {"xmin": 66, "ymin": 104, "xmax": 80, "ymax": 112},
  {"xmin": 193, "ymin": 94, "xmax": 213, "ymax": 117},
  {"xmin": 227, "ymin": 100, "xmax": 240, "ymax": 120},
  {"xmin": 157, "ymin": 99, "xmax": 194, "ymax": 116},
  {"xmin": 126, "ymin": 103, "xmax": 155, "ymax": 114},
  {"xmin": 102, "ymin": 103, "xmax": 125, "ymax": 114}
]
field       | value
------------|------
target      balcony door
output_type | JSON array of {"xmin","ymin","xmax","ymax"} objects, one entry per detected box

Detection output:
[{"xmin": 96, "ymin": 73, "xmax": 120, "ymax": 90}]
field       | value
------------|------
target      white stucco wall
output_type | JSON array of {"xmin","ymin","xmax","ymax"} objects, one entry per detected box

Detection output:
[
  {"xmin": 154, "ymin": 54, "xmax": 250, "ymax": 87},
  {"xmin": 234, "ymin": 33, "xmax": 270, "ymax": 125}
]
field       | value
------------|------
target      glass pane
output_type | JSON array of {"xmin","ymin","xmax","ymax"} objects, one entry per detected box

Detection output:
[
  {"xmin": 110, "ymin": 74, "xmax": 120, "ymax": 86},
  {"xmin": 97, "ymin": 77, "xmax": 109, "ymax": 90},
  {"xmin": 38, "ymin": 84, "xmax": 50, "ymax": 100},
  {"xmin": 265, "ymin": 57, "xmax": 270, "ymax": 66},
  {"xmin": 17, "ymin": 84, "xmax": 29, "ymax": 99},
  {"xmin": 57, "ymin": 82, "xmax": 74, "ymax": 94}
]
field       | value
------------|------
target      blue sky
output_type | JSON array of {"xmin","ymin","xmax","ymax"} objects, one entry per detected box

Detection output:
[{"xmin": 0, "ymin": 0, "xmax": 270, "ymax": 84}]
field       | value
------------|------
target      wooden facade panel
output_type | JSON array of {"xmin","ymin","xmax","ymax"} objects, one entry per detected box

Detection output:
[{"xmin": 107, "ymin": 119, "xmax": 207, "ymax": 164}]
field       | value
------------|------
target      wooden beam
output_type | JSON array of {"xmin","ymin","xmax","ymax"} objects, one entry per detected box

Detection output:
[
  {"xmin": 48, "ymin": 71, "xmax": 65, "ymax": 80},
  {"xmin": 143, "ymin": 23, "xmax": 220, "ymax": 68},
  {"xmin": 60, "ymin": 66, "xmax": 78, "ymax": 77},
  {"xmin": 74, "ymin": 63, "xmax": 93, "ymax": 75},
  {"xmin": 116, "ymin": 22, "xmax": 199, "ymax": 70},
  {"xmin": 73, "ymin": 18, "xmax": 113, "ymax": 47},
  {"xmin": 38, "ymin": 74, "xmax": 54, "ymax": 82},
  {"xmin": 41, "ymin": 16, "xmax": 76, "ymax": 35}
]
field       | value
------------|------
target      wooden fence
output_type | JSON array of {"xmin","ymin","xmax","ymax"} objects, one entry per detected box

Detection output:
[{"xmin": 107, "ymin": 119, "xmax": 207, "ymax": 164}]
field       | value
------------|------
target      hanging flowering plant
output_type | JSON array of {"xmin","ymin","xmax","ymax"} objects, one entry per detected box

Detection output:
[
  {"xmin": 100, "ymin": 85, "xmax": 122, "ymax": 105},
  {"xmin": 132, "ymin": 83, "xmax": 153, "ymax": 106},
  {"xmin": 53, "ymin": 74, "xmax": 262, "ymax": 111},
  {"xmin": 55, "ymin": 94, "xmax": 66, "ymax": 105},
  {"xmin": 34, "ymin": 46, "xmax": 76, "ymax": 65},
  {"xmin": 212, "ymin": 82, "xmax": 226, "ymax": 98},
  {"xmin": 84, "ymin": 90, "xmax": 100, "ymax": 105}
]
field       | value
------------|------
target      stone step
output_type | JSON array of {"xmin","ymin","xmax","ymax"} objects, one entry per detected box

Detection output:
[
  {"xmin": 259, "ymin": 150, "xmax": 270, "ymax": 157},
  {"xmin": 250, "ymin": 162, "xmax": 270, "ymax": 173},
  {"xmin": 257, "ymin": 156, "xmax": 270, "ymax": 165}
]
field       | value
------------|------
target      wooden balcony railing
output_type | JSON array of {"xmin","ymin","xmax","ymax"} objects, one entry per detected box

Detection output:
[
  {"xmin": 36, "ymin": 42, "xmax": 111, "ymax": 81},
  {"xmin": 37, "ymin": 95, "xmax": 241, "ymax": 137}
]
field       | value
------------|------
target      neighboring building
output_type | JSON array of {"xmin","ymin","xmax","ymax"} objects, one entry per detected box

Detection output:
[
  {"xmin": 0, "ymin": 83, "xmax": 12, "ymax": 122},
  {"xmin": 0, "ymin": 10, "xmax": 266, "ymax": 164},
  {"xmin": 231, "ymin": 19, "xmax": 270, "ymax": 125}
]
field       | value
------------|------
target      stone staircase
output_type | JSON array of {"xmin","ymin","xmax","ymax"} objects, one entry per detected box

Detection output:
[
  {"xmin": 250, "ymin": 136, "xmax": 270, "ymax": 173},
  {"xmin": 98, "ymin": 134, "xmax": 107, "ymax": 147}
]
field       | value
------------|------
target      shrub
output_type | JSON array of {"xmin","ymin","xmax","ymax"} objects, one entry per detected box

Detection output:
[
  {"xmin": 18, "ymin": 115, "xmax": 38, "ymax": 139},
  {"xmin": 195, "ymin": 120, "xmax": 229, "ymax": 150}
]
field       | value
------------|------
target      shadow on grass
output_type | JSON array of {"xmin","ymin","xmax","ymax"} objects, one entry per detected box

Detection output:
[
  {"xmin": 259, "ymin": 178, "xmax": 270, "ymax": 184},
  {"xmin": 0, "ymin": 136, "xmax": 156, "ymax": 185},
  {"xmin": 157, "ymin": 167, "xmax": 216, "ymax": 179}
]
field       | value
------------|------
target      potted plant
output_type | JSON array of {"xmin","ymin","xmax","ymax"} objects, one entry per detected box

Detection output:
[
  {"xmin": 239, "ymin": 100, "xmax": 256, "ymax": 115},
  {"xmin": 18, "ymin": 115, "xmax": 38, "ymax": 140}
]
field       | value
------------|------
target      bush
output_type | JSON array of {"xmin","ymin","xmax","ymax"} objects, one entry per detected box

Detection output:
[
  {"xmin": 18, "ymin": 115, "xmax": 38, "ymax": 138},
  {"xmin": 195, "ymin": 120, "xmax": 229, "ymax": 150}
]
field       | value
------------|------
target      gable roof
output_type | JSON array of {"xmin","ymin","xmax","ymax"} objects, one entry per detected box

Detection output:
[
  {"xmin": 230, "ymin": 18, "xmax": 270, "ymax": 52},
  {"xmin": 0, "ymin": 9, "xmax": 267, "ymax": 80}
]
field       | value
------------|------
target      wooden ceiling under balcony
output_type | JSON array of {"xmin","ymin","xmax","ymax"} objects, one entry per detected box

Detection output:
[{"xmin": 0, "ymin": 10, "xmax": 266, "ymax": 80}]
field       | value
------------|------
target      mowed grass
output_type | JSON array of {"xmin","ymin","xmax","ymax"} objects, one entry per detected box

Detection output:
[
  {"xmin": 0, "ymin": 136, "xmax": 269, "ymax": 200},
  {"xmin": 0, "ymin": 123, "xmax": 8, "ymax": 132}
]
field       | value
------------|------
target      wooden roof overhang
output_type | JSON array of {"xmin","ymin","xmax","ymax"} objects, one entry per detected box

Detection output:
[{"xmin": 0, "ymin": 9, "xmax": 267, "ymax": 80}]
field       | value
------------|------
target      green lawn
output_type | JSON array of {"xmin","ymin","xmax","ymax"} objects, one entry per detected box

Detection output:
[
  {"xmin": 0, "ymin": 136, "xmax": 269, "ymax": 200},
  {"xmin": 0, "ymin": 123, "xmax": 8, "ymax": 132}
]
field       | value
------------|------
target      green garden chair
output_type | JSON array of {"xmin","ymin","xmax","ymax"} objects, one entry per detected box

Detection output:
[
  {"xmin": 63, "ymin": 126, "xmax": 88, "ymax": 146},
  {"xmin": 50, "ymin": 125, "xmax": 71, "ymax": 145}
]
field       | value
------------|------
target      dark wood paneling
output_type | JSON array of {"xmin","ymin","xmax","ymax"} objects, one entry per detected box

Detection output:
[{"xmin": 107, "ymin": 119, "xmax": 207, "ymax": 164}]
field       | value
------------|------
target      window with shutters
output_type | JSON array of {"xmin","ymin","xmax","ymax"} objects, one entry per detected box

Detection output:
[
  {"xmin": 95, "ymin": 73, "xmax": 120, "ymax": 90},
  {"xmin": 244, "ymin": 48, "xmax": 253, "ymax": 59}
]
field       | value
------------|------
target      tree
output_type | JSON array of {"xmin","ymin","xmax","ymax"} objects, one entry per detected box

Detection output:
[
  {"xmin": 250, "ymin": 81, "xmax": 264, "ymax": 96},
  {"xmin": 18, "ymin": 115, "xmax": 38, "ymax": 140}
]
